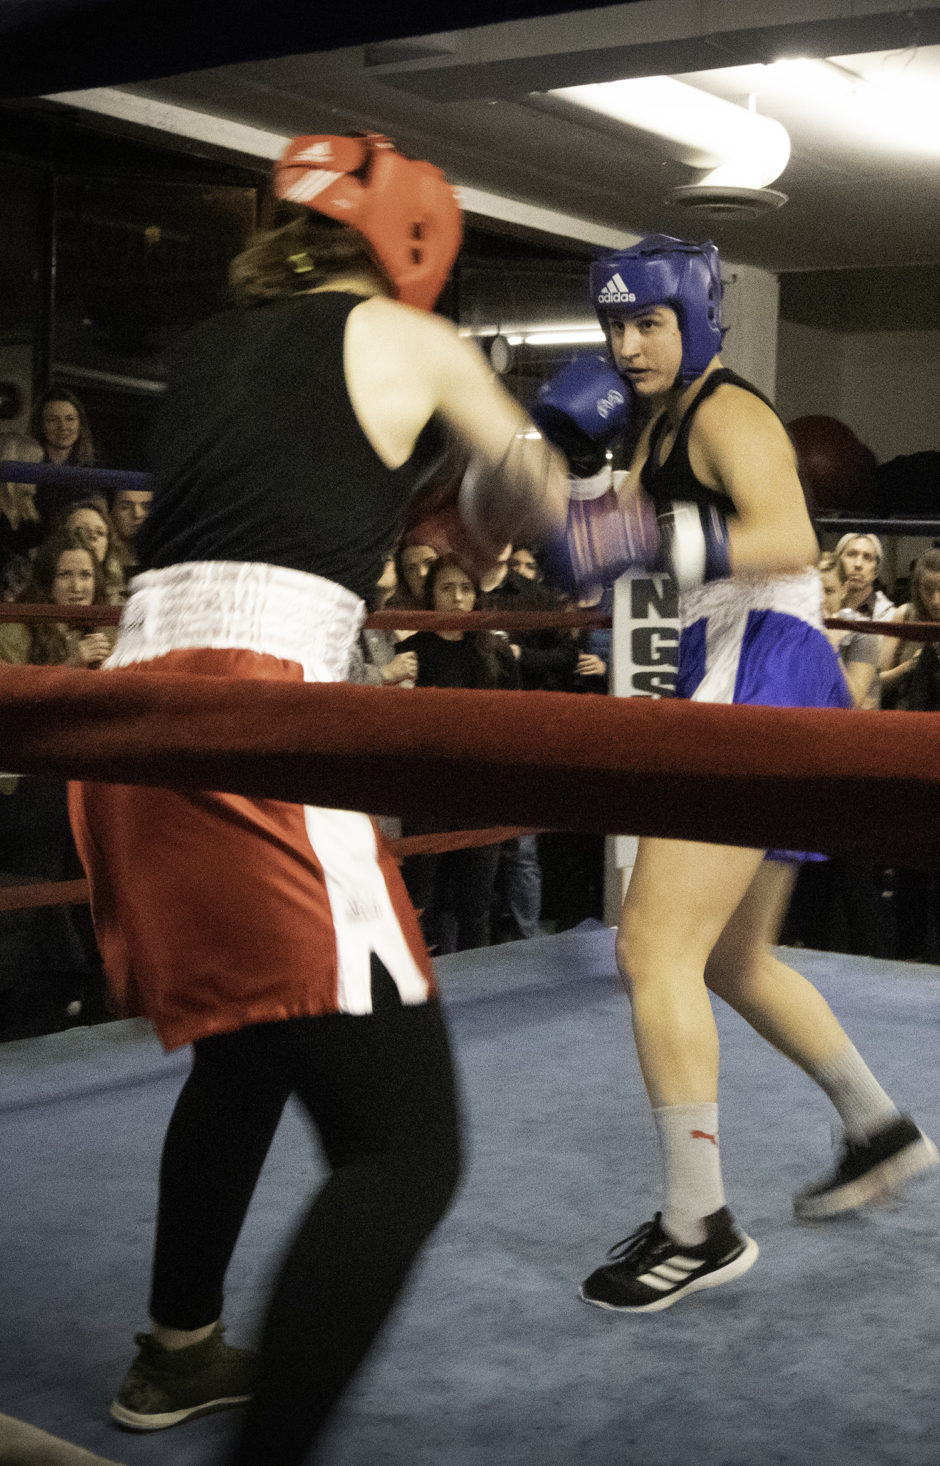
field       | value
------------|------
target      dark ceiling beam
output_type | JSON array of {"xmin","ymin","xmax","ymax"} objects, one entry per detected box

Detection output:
[
  {"xmin": 366, "ymin": 6, "xmax": 940, "ymax": 101},
  {"xmin": 0, "ymin": 0, "xmax": 639, "ymax": 100}
]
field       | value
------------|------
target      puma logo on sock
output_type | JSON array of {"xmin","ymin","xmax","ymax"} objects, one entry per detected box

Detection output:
[{"xmin": 690, "ymin": 1129, "xmax": 718, "ymax": 1145}]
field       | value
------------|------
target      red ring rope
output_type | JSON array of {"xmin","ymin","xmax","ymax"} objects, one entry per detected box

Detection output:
[{"xmin": 0, "ymin": 664, "xmax": 939, "ymax": 867}]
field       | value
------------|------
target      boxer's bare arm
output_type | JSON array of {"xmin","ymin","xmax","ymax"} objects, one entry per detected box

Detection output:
[
  {"xmin": 344, "ymin": 296, "xmax": 568, "ymax": 543},
  {"xmin": 690, "ymin": 385, "xmax": 818, "ymax": 574}
]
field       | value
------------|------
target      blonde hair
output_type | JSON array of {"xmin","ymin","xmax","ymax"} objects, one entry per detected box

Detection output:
[
  {"xmin": 228, "ymin": 202, "xmax": 393, "ymax": 307},
  {"xmin": 0, "ymin": 432, "xmax": 43, "ymax": 530},
  {"xmin": 834, "ymin": 533, "xmax": 883, "ymax": 578}
]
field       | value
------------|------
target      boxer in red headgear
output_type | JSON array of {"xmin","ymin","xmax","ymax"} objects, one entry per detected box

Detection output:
[{"xmin": 69, "ymin": 133, "xmax": 567, "ymax": 1464}]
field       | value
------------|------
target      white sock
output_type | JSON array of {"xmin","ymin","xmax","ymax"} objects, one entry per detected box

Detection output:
[
  {"xmin": 809, "ymin": 1042, "xmax": 899, "ymax": 1141},
  {"xmin": 652, "ymin": 1103, "xmax": 726, "ymax": 1245}
]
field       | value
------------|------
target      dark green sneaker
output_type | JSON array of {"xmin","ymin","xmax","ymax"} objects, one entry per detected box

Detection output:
[{"xmin": 110, "ymin": 1325, "xmax": 255, "ymax": 1431}]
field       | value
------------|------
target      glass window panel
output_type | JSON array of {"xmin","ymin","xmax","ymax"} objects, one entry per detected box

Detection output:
[
  {"xmin": 52, "ymin": 176, "xmax": 256, "ymax": 467},
  {"xmin": 0, "ymin": 158, "xmax": 44, "ymax": 436}
]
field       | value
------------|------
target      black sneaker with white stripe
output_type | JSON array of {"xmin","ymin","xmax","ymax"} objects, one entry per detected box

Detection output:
[
  {"xmin": 579, "ymin": 1207, "xmax": 758, "ymax": 1313},
  {"xmin": 793, "ymin": 1114, "xmax": 939, "ymax": 1220}
]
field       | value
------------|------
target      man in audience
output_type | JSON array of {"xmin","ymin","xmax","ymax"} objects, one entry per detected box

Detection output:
[{"xmin": 110, "ymin": 487, "xmax": 153, "ymax": 575}]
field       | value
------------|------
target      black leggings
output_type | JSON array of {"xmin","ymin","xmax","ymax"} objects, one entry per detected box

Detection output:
[{"xmin": 149, "ymin": 960, "xmax": 461, "ymax": 1466}]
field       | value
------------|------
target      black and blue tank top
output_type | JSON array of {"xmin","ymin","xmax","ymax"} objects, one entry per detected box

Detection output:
[{"xmin": 640, "ymin": 367, "xmax": 779, "ymax": 520}]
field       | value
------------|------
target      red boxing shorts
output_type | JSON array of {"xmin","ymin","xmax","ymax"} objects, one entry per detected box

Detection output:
[{"xmin": 68, "ymin": 561, "xmax": 435, "ymax": 1051}]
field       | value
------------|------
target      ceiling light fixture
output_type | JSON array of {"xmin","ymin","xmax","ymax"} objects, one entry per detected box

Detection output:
[
  {"xmin": 549, "ymin": 77, "xmax": 791, "ymax": 191},
  {"xmin": 521, "ymin": 329, "xmax": 607, "ymax": 347},
  {"xmin": 462, "ymin": 324, "xmax": 606, "ymax": 347},
  {"xmin": 758, "ymin": 55, "xmax": 940, "ymax": 156}
]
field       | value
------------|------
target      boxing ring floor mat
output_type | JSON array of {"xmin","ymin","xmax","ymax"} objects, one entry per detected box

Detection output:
[{"xmin": 2, "ymin": 924, "xmax": 939, "ymax": 1466}]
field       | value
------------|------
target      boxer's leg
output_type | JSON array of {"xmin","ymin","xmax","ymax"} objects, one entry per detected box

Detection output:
[
  {"xmin": 228, "ymin": 959, "xmax": 461, "ymax": 1466},
  {"xmin": 704, "ymin": 859, "xmax": 865, "ymax": 1069},
  {"xmin": 615, "ymin": 836, "xmax": 766, "ymax": 1109},
  {"xmin": 111, "ymin": 1031, "xmax": 291, "ymax": 1431},
  {"xmin": 580, "ymin": 838, "xmax": 764, "ymax": 1312},
  {"xmin": 149, "ymin": 1031, "xmax": 293, "ymax": 1330},
  {"xmin": 707, "ymin": 861, "xmax": 938, "ymax": 1218}
]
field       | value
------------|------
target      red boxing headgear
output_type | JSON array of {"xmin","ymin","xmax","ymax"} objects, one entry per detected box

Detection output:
[{"xmin": 274, "ymin": 133, "xmax": 463, "ymax": 312}]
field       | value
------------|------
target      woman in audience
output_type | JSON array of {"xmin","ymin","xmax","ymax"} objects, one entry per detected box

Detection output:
[
  {"xmin": 345, "ymin": 556, "xmax": 417, "ymax": 846},
  {"xmin": 391, "ymin": 529, "xmax": 443, "ymax": 612},
  {"xmin": 30, "ymin": 386, "xmax": 97, "ymax": 527},
  {"xmin": 881, "ymin": 550, "xmax": 940, "ymax": 961},
  {"xmin": 0, "ymin": 528, "xmax": 112, "ymax": 1035},
  {"xmin": 400, "ymin": 554, "xmax": 518, "ymax": 953},
  {"xmin": 0, "ymin": 528, "xmax": 113, "ymax": 668},
  {"xmin": 31, "ymin": 386, "xmax": 95, "ymax": 468},
  {"xmin": 0, "ymin": 431, "xmax": 45, "ymax": 601},
  {"xmin": 347, "ymin": 556, "xmax": 418, "ymax": 688},
  {"xmin": 881, "ymin": 548, "xmax": 940, "ymax": 707},
  {"xmin": 61, "ymin": 499, "xmax": 127, "ymax": 604}
]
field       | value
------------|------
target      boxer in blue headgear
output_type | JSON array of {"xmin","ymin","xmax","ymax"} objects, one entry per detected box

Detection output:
[
  {"xmin": 590, "ymin": 232, "xmax": 723, "ymax": 386},
  {"xmin": 535, "ymin": 233, "xmax": 939, "ymax": 1316}
]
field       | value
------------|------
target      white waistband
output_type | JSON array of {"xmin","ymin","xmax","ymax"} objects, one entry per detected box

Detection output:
[
  {"xmin": 680, "ymin": 569, "xmax": 824, "ymax": 632},
  {"xmin": 108, "ymin": 561, "xmax": 365, "ymax": 683}
]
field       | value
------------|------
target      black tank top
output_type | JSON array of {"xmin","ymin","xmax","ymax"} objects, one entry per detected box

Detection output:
[
  {"xmin": 639, "ymin": 367, "xmax": 778, "ymax": 519},
  {"xmin": 138, "ymin": 292, "xmax": 443, "ymax": 602}
]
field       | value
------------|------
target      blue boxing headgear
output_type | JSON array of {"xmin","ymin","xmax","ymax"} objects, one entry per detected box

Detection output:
[{"xmin": 590, "ymin": 234, "xmax": 724, "ymax": 386}]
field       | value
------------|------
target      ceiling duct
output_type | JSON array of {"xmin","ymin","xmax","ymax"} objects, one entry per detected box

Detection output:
[{"xmin": 548, "ymin": 77, "xmax": 791, "ymax": 219}]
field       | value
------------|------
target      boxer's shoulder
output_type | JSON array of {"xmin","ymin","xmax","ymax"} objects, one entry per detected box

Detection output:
[{"xmin": 347, "ymin": 294, "xmax": 458, "ymax": 350}]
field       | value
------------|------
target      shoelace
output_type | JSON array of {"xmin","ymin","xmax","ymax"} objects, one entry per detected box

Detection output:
[{"xmin": 605, "ymin": 1213, "xmax": 664, "ymax": 1263}]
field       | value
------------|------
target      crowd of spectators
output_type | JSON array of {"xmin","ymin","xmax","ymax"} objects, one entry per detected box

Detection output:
[
  {"xmin": 0, "ymin": 390, "xmax": 151, "ymax": 1040},
  {"xmin": 3, "ymin": 392, "xmax": 940, "ymax": 1039},
  {"xmin": 783, "ymin": 535, "xmax": 940, "ymax": 962},
  {"xmin": 348, "ymin": 532, "xmax": 610, "ymax": 955}
]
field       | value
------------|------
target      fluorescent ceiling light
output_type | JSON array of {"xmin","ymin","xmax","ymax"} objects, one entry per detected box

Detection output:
[
  {"xmin": 550, "ymin": 77, "xmax": 790, "ymax": 190},
  {"xmin": 522, "ymin": 329, "xmax": 606, "ymax": 346},
  {"xmin": 462, "ymin": 324, "xmax": 604, "ymax": 346},
  {"xmin": 757, "ymin": 56, "xmax": 940, "ymax": 156}
]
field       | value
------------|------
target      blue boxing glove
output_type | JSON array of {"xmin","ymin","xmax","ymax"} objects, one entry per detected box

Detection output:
[
  {"xmin": 543, "ymin": 474, "xmax": 661, "ymax": 594},
  {"xmin": 545, "ymin": 480, "xmax": 731, "ymax": 596},
  {"xmin": 532, "ymin": 355, "xmax": 632, "ymax": 478}
]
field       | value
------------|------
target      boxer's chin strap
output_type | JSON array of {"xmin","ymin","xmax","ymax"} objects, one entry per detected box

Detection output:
[{"xmin": 662, "ymin": 502, "xmax": 731, "ymax": 593}]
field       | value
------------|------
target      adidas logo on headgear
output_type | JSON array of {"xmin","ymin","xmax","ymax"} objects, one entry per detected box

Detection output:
[{"xmin": 598, "ymin": 272, "xmax": 636, "ymax": 304}]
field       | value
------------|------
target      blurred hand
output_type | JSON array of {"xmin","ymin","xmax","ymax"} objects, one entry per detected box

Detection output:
[
  {"xmin": 381, "ymin": 651, "xmax": 419, "ymax": 685},
  {"xmin": 73, "ymin": 632, "xmax": 112, "ymax": 668},
  {"xmin": 576, "ymin": 653, "xmax": 607, "ymax": 678}
]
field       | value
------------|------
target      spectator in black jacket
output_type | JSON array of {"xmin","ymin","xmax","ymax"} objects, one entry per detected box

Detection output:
[
  {"xmin": 400, "ymin": 554, "xmax": 518, "ymax": 953},
  {"xmin": 479, "ymin": 542, "xmax": 578, "ymax": 941},
  {"xmin": 884, "ymin": 550, "xmax": 940, "ymax": 961}
]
